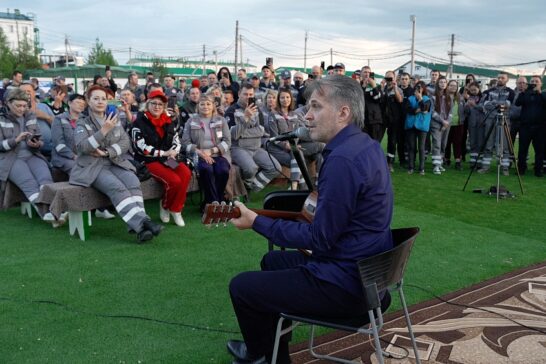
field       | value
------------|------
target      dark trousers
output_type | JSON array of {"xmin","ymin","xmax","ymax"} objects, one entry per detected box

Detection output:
[
  {"xmin": 406, "ymin": 128, "xmax": 427, "ymax": 171},
  {"xmin": 229, "ymin": 250, "xmax": 376, "ymax": 363},
  {"xmin": 461, "ymin": 120, "xmax": 469, "ymax": 161},
  {"xmin": 197, "ymin": 156, "xmax": 230, "ymax": 203},
  {"xmin": 365, "ymin": 123, "xmax": 385, "ymax": 143},
  {"xmin": 517, "ymin": 124, "xmax": 545, "ymax": 174},
  {"xmin": 386, "ymin": 118, "xmax": 406, "ymax": 165},
  {"xmin": 445, "ymin": 124, "xmax": 465, "ymax": 162}
]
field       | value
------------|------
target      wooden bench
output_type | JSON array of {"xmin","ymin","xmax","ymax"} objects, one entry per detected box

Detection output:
[{"xmin": 2, "ymin": 165, "xmax": 247, "ymax": 241}]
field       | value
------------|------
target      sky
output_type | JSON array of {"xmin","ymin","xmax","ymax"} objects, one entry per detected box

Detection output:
[{"xmin": 6, "ymin": 0, "xmax": 546, "ymax": 75}]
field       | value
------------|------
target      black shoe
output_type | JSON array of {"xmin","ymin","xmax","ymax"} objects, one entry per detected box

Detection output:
[
  {"xmin": 227, "ymin": 340, "xmax": 267, "ymax": 363},
  {"xmin": 231, "ymin": 357, "xmax": 267, "ymax": 364},
  {"xmin": 143, "ymin": 219, "xmax": 164, "ymax": 236},
  {"xmin": 136, "ymin": 229, "xmax": 153, "ymax": 243}
]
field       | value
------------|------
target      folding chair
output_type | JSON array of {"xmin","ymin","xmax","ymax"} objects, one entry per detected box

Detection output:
[{"xmin": 271, "ymin": 227, "xmax": 421, "ymax": 364}]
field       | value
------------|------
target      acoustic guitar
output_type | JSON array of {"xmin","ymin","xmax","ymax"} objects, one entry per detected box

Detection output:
[{"xmin": 201, "ymin": 191, "xmax": 318, "ymax": 226}]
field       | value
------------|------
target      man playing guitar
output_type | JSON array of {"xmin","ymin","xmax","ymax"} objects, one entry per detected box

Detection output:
[{"xmin": 227, "ymin": 75, "xmax": 394, "ymax": 364}]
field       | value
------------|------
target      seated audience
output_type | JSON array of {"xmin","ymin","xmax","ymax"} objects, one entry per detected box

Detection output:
[
  {"xmin": 181, "ymin": 95, "xmax": 231, "ymax": 206},
  {"xmin": 131, "ymin": 90, "xmax": 192, "ymax": 227},
  {"xmin": 69, "ymin": 85, "xmax": 163, "ymax": 243}
]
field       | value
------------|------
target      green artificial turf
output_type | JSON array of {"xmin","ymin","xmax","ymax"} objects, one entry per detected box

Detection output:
[{"xmin": 0, "ymin": 161, "xmax": 545, "ymax": 363}]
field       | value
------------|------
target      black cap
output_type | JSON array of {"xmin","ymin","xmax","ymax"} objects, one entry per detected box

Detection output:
[{"xmin": 334, "ymin": 62, "xmax": 345, "ymax": 69}]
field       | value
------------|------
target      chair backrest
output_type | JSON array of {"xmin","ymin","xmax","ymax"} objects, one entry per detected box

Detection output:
[{"xmin": 357, "ymin": 227, "xmax": 420, "ymax": 293}]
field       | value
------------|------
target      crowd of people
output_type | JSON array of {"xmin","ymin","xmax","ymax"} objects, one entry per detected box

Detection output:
[{"xmin": 1, "ymin": 62, "xmax": 544, "ymax": 241}]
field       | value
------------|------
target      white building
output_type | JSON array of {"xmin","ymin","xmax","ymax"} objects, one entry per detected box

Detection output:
[{"xmin": 0, "ymin": 9, "xmax": 35, "ymax": 52}]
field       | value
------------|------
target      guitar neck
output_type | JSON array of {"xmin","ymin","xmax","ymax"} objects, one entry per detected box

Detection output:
[{"xmin": 250, "ymin": 208, "xmax": 303, "ymax": 221}]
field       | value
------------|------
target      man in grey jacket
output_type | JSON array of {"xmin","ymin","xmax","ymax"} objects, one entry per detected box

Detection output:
[{"xmin": 229, "ymin": 84, "xmax": 280, "ymax": 192}]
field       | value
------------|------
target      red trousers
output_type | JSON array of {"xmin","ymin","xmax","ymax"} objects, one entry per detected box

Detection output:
[{"xmin": 146, "ymin": 161, "xmax": 192, "ymax": 213}]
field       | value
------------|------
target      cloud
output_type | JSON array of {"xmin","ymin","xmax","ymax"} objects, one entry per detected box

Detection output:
[{"xmin": 4, "ymin": 0, "xmax": 545, "ymax": 74}]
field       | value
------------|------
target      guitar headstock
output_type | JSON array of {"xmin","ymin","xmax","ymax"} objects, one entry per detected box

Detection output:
[{"xmin": 201, "ymin": 201, "xmax": 241, "ymax": 227}]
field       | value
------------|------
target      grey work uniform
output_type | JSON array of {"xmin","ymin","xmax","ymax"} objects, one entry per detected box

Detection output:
[
  {"xmin": 70, "ymin": 113, "xmax": 150, "ymax": 233},
  {"xmin": 230, "ymin": 108, "xmax": 280, "ymax": 191},
  {"xmin": 0, "ymin": 109, "xmax": 53, "ymax": 210},
  {"xmin": 51, "ymin": 111, "xmax": 77, "ymax": 174}
]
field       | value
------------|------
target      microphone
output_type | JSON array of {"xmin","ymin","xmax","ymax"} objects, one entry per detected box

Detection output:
[{"xmin": 268, "ymin": 127, "xmax": 310, "ymax": 142}]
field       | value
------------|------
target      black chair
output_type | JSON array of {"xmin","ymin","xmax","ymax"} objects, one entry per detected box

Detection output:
[{"xmin": 271, "ymin": 227, "xmax": 421, "ymax": 364}]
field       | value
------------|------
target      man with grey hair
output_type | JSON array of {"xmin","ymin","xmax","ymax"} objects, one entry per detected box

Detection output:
[{"xmin": 227, "ymin": 75, "xmax": 393, "ymax": 364}]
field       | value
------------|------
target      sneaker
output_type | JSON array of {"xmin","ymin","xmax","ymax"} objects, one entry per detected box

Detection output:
[
  {"xmin": 419, "ymin": 170, "xmax": 425, "ymax": 176},
  {"xmin": 58, "ymin": 211, "xmax": 69, "ymax": 225},
  {"xmin": 170, "ymin": 212, "xmax": 185, "ymax": 227},
  {"xmin": 42, "ymin": 212, "xmax": 56, "ymax": 222},
  {"xmin": 477, "ymin": 167, "xmax": 489, "ymax": 174},
  {"xmin": 439, "ymin": 166, "xmax": 446, "ymax": 172},
  {"xmin": 388, "ymin": 163, "xmax": 394, "ymax": 173},
  {"xmin": 159, "ymin": 201, "xmax": 170, "ymax": 223},
  {"xmin": 95, "ymin": 209, "xmax": 115, "ymax": 219},
  {"xmin": 433, "ymin": 166, "xmax": 442, "ymax": 175},
  {"xmin": 407, "ymin": 169, "xmax": 414, "ymax": 175},
  {"xmin": 502, "ymin": 167, "xmax": 509, "ymax": 176}
]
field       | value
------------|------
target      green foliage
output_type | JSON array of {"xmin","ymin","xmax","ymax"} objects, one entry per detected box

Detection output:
[
  {"xmin": 86, "ymin": 38, "xmax": 118, "ymax": 66},
  {"xmin": 15, "ymin": 34, "xmax": 41, "ymax": 71},
  {"xmin": 0, "ymin": 28, "xmax": 16, "ymax": 79},
  {"xmin": 151, "ymin": 58, "xmax": 167, "ymax": 82},
  {"xmin": 0, "ymin": 28, "xmax": 40, "ymax": 79}
]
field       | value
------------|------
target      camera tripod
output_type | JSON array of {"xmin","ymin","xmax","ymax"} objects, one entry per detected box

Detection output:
[{"xmin": 462, "ymin": 105, "xmax": 524, "ymax": 201}]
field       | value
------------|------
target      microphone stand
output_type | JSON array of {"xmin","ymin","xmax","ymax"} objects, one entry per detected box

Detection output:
[{"xmin": 289, "ymin": 139, "xmax": 314, "ymax": 192}]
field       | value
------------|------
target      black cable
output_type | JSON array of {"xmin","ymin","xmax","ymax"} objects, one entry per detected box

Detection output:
[
  {"xmin": 0, "ymin": 296, "xmax": 240, "ymax": 335},
  {"xmin": 405, "ymin": 284, "xmax": 546, "ymax": 335}
]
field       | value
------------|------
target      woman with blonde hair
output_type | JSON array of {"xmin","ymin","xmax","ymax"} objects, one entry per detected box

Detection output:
[
  {"xmin": 181, "ymin": 94, "xmax": 231, "ymax": 205},
  {"xmin": 131, "ymin": 89, "xmax": 192, "ymax": 227}
]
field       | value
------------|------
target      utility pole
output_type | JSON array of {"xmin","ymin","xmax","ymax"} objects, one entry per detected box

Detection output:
[
  {"xmin": 447, "ymin": 33, "xmax": 459, "ymax": 78},
  {"xmin": 202, "ymin": 44, "xmax": 206, "ymax": 75},
  {"xmin": 304, "ymin": 30, "xmax": 308, "ymax": 73},
  {"xmin": 239, "ymin": 34, "xmax": 243, "ymax": 70},
  {"xmin": 213, "ymin": 50, "xmax": 218, "ymax": 72},
  {"xmin": 65, "ymin": 34, "xmax": 69, "ymax": 67},
  {"xmin": 14, "ymin": 9, "xmax": 20, "ymax": 49},
  {"xmin": 234, "ymin": 20, "xmax": 239, "ymax": 74},
  {"xmin": 410, "ymin": 15, "xmax": 416, "ymax": 76},
  {"xmin": 129, "ymin": 47, "xmax": 132, "ymax": 63},
  {"xmin": 330, "ymin": 48, "xmax": 333, "ymax": 67}
]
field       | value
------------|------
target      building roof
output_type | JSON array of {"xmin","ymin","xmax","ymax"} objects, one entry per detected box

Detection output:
[
  {"xmin": 0, "ymin": 11, "xmax": 33, "ymax": 21},
  {"xmin": 398, "ymin": 60, "xmax": 516, "ymax": 78},
  {"xmin": 128, "ymin": 57, "xmax": 255, "ymax": 68},
  {"xmin": 25, "ymin": 64, "xmax": 216, "ymax": 79}
]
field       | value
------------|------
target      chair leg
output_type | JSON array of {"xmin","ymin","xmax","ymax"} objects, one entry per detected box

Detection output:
[
  {"xmin": 309, "ymin": 324, "xmax": 359, "ymax": 364},
  {"xmin": 399, "ymin": 286, "xmax": 421, "ymax": 364},
  {"xmin": 368, "ymin": 309, "xmax": 385, "ymax": 364},
  {"xmin": 271, "ymin": 317, "xmax": 285, "ymax": 364}
]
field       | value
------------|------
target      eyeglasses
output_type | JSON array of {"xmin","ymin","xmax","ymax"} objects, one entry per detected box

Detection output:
[{"xmin": 149, "ymin": 102, "xmax": 164, "ymax": 108}]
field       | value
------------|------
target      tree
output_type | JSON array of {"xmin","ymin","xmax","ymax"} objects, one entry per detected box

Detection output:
[
  {"xmin": 151, "ymin": 58, "xmax": 167, "ymax": 82},
  {"xmin": 0, "ymin": 28, "xmax": 17, "ymax": 79},
  {"xmin": 14, "ymin": 34, "xmax": 41, "ymax": 72},
  {"xmin": 87, "ymin": 38, "xmax": 118, "ymax": 66}
]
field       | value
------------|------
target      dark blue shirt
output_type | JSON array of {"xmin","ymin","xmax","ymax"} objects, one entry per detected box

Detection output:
[{"xmin": 253, "ymin": 123, "xmax": 393, "ymax": 296}]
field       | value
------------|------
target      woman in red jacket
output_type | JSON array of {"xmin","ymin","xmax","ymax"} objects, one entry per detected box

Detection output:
[{"xmin": 131, "ymin": 89, "xmax": 192, "ymax": 227}]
